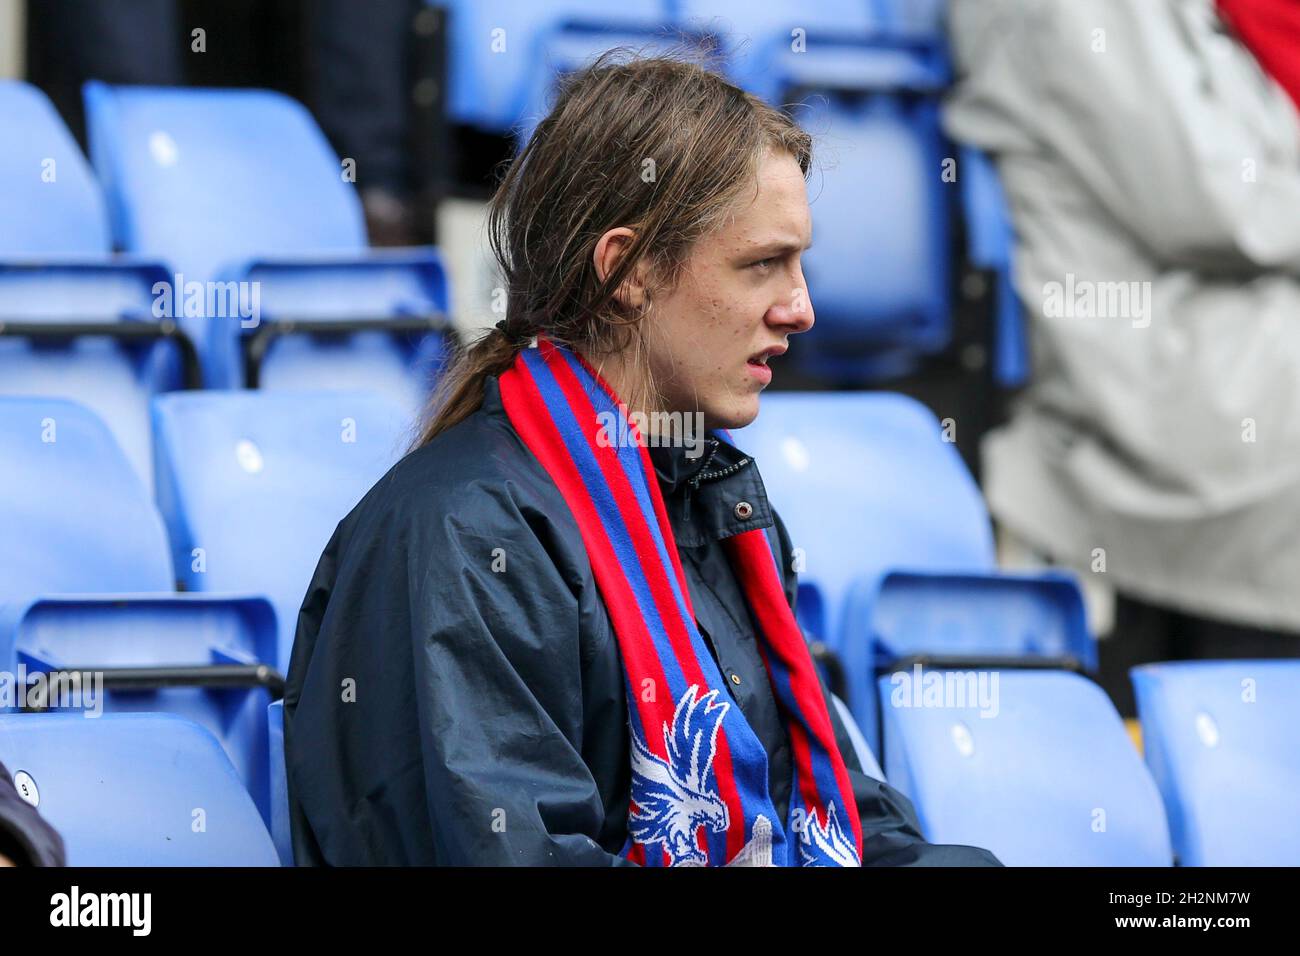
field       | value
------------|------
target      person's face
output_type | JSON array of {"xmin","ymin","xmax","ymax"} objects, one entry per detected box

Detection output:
[{"xmin": 594, "ymin": 149, "xmax": 816, "ymax": 430}]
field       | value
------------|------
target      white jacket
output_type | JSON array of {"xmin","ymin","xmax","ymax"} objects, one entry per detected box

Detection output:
[{"xmin": 945, "ymin": 0, "xmax": 1300, "ymax": 628}]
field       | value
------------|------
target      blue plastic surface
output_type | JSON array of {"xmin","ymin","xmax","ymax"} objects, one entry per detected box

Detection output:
[
  {"xmin": 880, "ymin": 669, "xmax": 1173, "ymax": 866},
  {"xmin": 0, "ymin": 396, "xmax": 174, "ymax": 599},
  {"xmin": 1131, "ymin": 660, "xmax": 1300, "ymax": 866},
  {"xmin": 151, "ymin": 390, "xmax": 412, "ymax": 668},
  {"xmin": 841, "ymin": 569, "xmax": 1098, "ymax": 749},
  {"xmin": 735, "ymin": 392, "xmax": 1095, "ymax": 753},
  {"xmin": 438, "ymin": 0, "xmax": 669, "ymax": 132},
  {"xmin": 0, "ymin": 396, "xmax": 280, "ymax": 817},
  {"xmin": 0, "ymin": 82, "xmax": 186, "ymax": 490},
  {"xmin": 268, "ymin": 699, "xmax": 292, "ymax": 866},
  {"xmin": 0, "ymin": 594, "xmax": 278, "ymax": 819},
  {"xmin": 83, "ymin": 82, "xmax": 366, "ymax": 280},
  {"xmin": 225, "ymin": 251, "xmax": 450, "ymax": 407},
  {"xmin": 733, "ymin": 391, "xmax": 995, "ymax": 645},
  {"xmin": 0, "ymin": 713, "xmax": 278, "ymax": 866},
  {"xmin": 82, "ymin": 83, "xmax": 449, "ymax": 394},
  {"xmin": 0, "ymin": 81, "xmax": 110, "ymax": 257},
  {"xmin": 797, "ymin": 90, "xmax": 952, "ymax": 380},
  {"xmin": 513, "ymin": 20, "xmax": 706, "ymax": 146},
  {"xmin": 959, "ymin": 146, "xmax": 1029, "ymax": 388}
]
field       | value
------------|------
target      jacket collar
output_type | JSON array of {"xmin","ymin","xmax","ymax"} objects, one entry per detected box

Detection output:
[
  {"xmin": 648, "ymin": 436, "xmax": 774, "ymax": 548},
  {"xmin": 486, "ymin": 376, "xmax": 773, "ymax": 547}
]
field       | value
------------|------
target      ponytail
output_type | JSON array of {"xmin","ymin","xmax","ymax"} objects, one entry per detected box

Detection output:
[{"xmin": 409, "ymin": 322, "xmax": 528, "ymax": 450}]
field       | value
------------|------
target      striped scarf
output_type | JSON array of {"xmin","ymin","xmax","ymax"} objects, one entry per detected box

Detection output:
[{"xmin": 498, "ymin": 340, "xmax": 863, "ymax": 866}]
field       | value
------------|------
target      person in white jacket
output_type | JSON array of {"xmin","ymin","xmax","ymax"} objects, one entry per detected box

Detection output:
[{"xmin": 944, "ymin": 0, "xmax": 1300, "ymax": 714}]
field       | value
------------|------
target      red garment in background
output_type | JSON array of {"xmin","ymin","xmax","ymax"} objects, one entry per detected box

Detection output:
[{"xmin": 1217, "ymin": 0, "xmax": 1300, "ymax": 111}]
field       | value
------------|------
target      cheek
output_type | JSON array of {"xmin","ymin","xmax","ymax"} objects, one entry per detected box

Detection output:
[
  {"xmin": 692, "ymin": 278, "xmax": 756, "ymax": 340},
  {"xmin": 653, "ymin": 274, "xmax": 755, "ymax": 377}
]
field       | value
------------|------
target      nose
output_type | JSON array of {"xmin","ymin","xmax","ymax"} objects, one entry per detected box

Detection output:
[{"xmin": 766, "ymin": 272, "xmax": 815, "ymax": 335}]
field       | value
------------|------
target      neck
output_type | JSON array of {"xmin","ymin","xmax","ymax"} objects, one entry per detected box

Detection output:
[
  {"xmin": 576, "ymin": 342, "xmax": 712, "ymax": 438},
  {"xmin": 579, "ymin": 344, "xmax": 659, "ymax": 422}
]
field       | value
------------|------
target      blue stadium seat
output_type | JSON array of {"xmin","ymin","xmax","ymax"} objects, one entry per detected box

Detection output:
[
  {"xmin": 268, "ymin": 699, "xmax": 292, "ymax": 866},
  {"xmin": 0, "ymin": 713, "xmax": 278, "ymax": 866},
  {"xmin": 735, "ymin": 392, "xmax": 1095, "ymax": 751},
  {"xmin": 666, "ymin": 6, "xmax": 961, "ymax": 382},
  {"xmin": 0, "ymin": 80, "xmax": 194, "ymax": 492},
  {"xmin": 437, "ymin": 0, "xmax": 671, "ymax": 133},
  {"xmin": 735, "ymin": 392, "xmax": 994, "ymax": 644},
  {"xmin": 151, "ymin": 391, "xmax": 412, "ymax": 668},
  {"xmin": 0, "ymin": 396, "xmax": 174, "ymax": 597},
  {"xmin": 82, "ymin": 82, "xmax": 449, "ymax": 406},
  {"xmin": 0, "ymin": 396, "xmax": 279, "ymax": 818},
  {"xmin": 0, "ymin": 81, "xmax": 109, "ymax": 257},
  {"xmin": 880, "ymin": 669, "xmax": 1173, "ymax": 866},
  {"xmin": 797, "ymin": 88, "xmax": 952, "ymax": 381},
  {"xmin": 859, "ymin": 570, "xmax": 1093, "ymax": 670},
  {"xmin": 676, "ymin": 0, "xmax": 905, "ymax": 103},
  {"xmin": 1131, "ymin": 660, "xmax": 1300, "ymax": 866},
  {"xmin": 880, "ymin": 0, "xmax": 948, "ymax": 41},
  {"xmin": 513, "ymin": 19, "xmax": 713, "ymax": 146}
]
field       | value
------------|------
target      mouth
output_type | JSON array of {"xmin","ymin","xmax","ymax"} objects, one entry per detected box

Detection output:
[{"xmin": 746, "ymin": 345, "xmax": 786, "ymax": 382}]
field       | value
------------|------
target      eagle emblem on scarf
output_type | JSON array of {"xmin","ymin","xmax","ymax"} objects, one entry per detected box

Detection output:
[{"xmin": 628, "ymin": 685, "xmax": 733, "ymax": 866}]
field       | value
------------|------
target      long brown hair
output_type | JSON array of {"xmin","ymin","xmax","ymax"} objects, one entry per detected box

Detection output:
[{"xmin": 411, "ymin": 50, "xmax": 812, "ymax": 449}]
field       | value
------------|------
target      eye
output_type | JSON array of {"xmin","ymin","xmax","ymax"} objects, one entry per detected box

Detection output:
[{"xmin": 750, "ymin": 257, "xmax": 778, "ymax": 272}]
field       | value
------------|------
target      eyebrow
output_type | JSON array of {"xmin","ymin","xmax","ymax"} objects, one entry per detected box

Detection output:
[{"xmin": 745, "ymin": 237, "xmax": 813, "ymax": 259}]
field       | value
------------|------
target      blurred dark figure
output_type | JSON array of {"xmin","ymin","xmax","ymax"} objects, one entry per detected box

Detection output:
[
  {"xmin": 26, "ymin": 0, "xmax": 184, "ymax": 146},
  {"xmin": 946, "ymin": 0, "xmax": 1300, "ymax": 716},
  {"xmin": 305, "ymin": 0, "xmax": 437, "ymax": 246},
  {"xmin": 0, "ymin": 761, "xmax": 65, "ymax": 866}
]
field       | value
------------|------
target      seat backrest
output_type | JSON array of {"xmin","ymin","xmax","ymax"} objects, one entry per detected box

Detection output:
[
  {"xmin": 869, "ymin": 571, "xmax": 1094, "ymax": 666},
  {"xmin": 799, "ymin": 93, "xmax": 951, "ymax": 365},
  {"xmin": 880, "ymin": 669, "xmax": 1173, "ymax": 866},
  {"xmin": 677, "ymin": 0, "xmax": 877, "ymax": 92},
  {"xmin": 733, "ymin": 392, "xmax": 993, "ymax": 644},
  {"xmin": 0, "ymin": 397, "xmax": 173, "ymax": 601},
  {"xmin": 439, "ymin": 0, "xmax": 668, "ymax": 132},
  {"xmin": 882, "ymin": 0, "xmax": 947, "ymax": 39},
  {"xmin": 0, "ymin": 81, "xmax": 110, "ymax": 258},
  {"xmin": 1132, "ymin": 660, "xmax": 1300, "ymax": 866},
  {"xmin": 0, "ymin": 713, "xmax": 278, "ymax": 865},
  {"xmin": 83, "ymin": 83, "xmax": 366, "ymax": 281},
  {"xmin": 151, "ymin": 390, "xmax": 412, "ymax": 667}
]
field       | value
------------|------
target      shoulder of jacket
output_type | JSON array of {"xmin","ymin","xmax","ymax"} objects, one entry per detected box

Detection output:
[{"xmin": 339, "ymin": 399, "xmax": 575, "ymax": 547}]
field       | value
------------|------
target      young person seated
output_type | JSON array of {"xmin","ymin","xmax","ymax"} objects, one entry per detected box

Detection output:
[{"xmin": 285, "ymin": 53, "xmax": 1002, "ymax": 868}]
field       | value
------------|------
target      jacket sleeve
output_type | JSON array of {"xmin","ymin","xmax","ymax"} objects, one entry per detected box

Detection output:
[
  {"xmin": 770, "ymin": 512, "xmax": 1003, "ymax": 866},
  {"xmin": 405, "ymin": 483, "xmax": 637, "ymax": 866},
  {"xmin": 0, "ymin": 760, "xmax": 65, "ymax": 866}
]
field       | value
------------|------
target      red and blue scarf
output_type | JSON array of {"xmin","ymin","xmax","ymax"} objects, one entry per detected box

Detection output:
[{"xmin": 499, "ymin": 340, "xmax": 863, "ymax": 866}]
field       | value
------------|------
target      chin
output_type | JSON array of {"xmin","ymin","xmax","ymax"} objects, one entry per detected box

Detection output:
[{"xmin": 706, "ymin": 396, "xmax": 761, "ymax": 431}]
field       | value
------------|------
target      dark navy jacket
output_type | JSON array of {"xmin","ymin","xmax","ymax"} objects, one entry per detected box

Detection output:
[
  {"xmin": 0, "ymin": 760, "xmax": 65, "ymax": 866},
  {"xmin": 284, "ymin": 377, "xmax": 1001, "ymax": 867}
]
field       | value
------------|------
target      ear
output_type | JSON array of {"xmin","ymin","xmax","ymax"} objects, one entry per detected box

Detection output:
[{"xmin": 593, "ymin": 227, "xmax": 648, "ymax": 309}]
